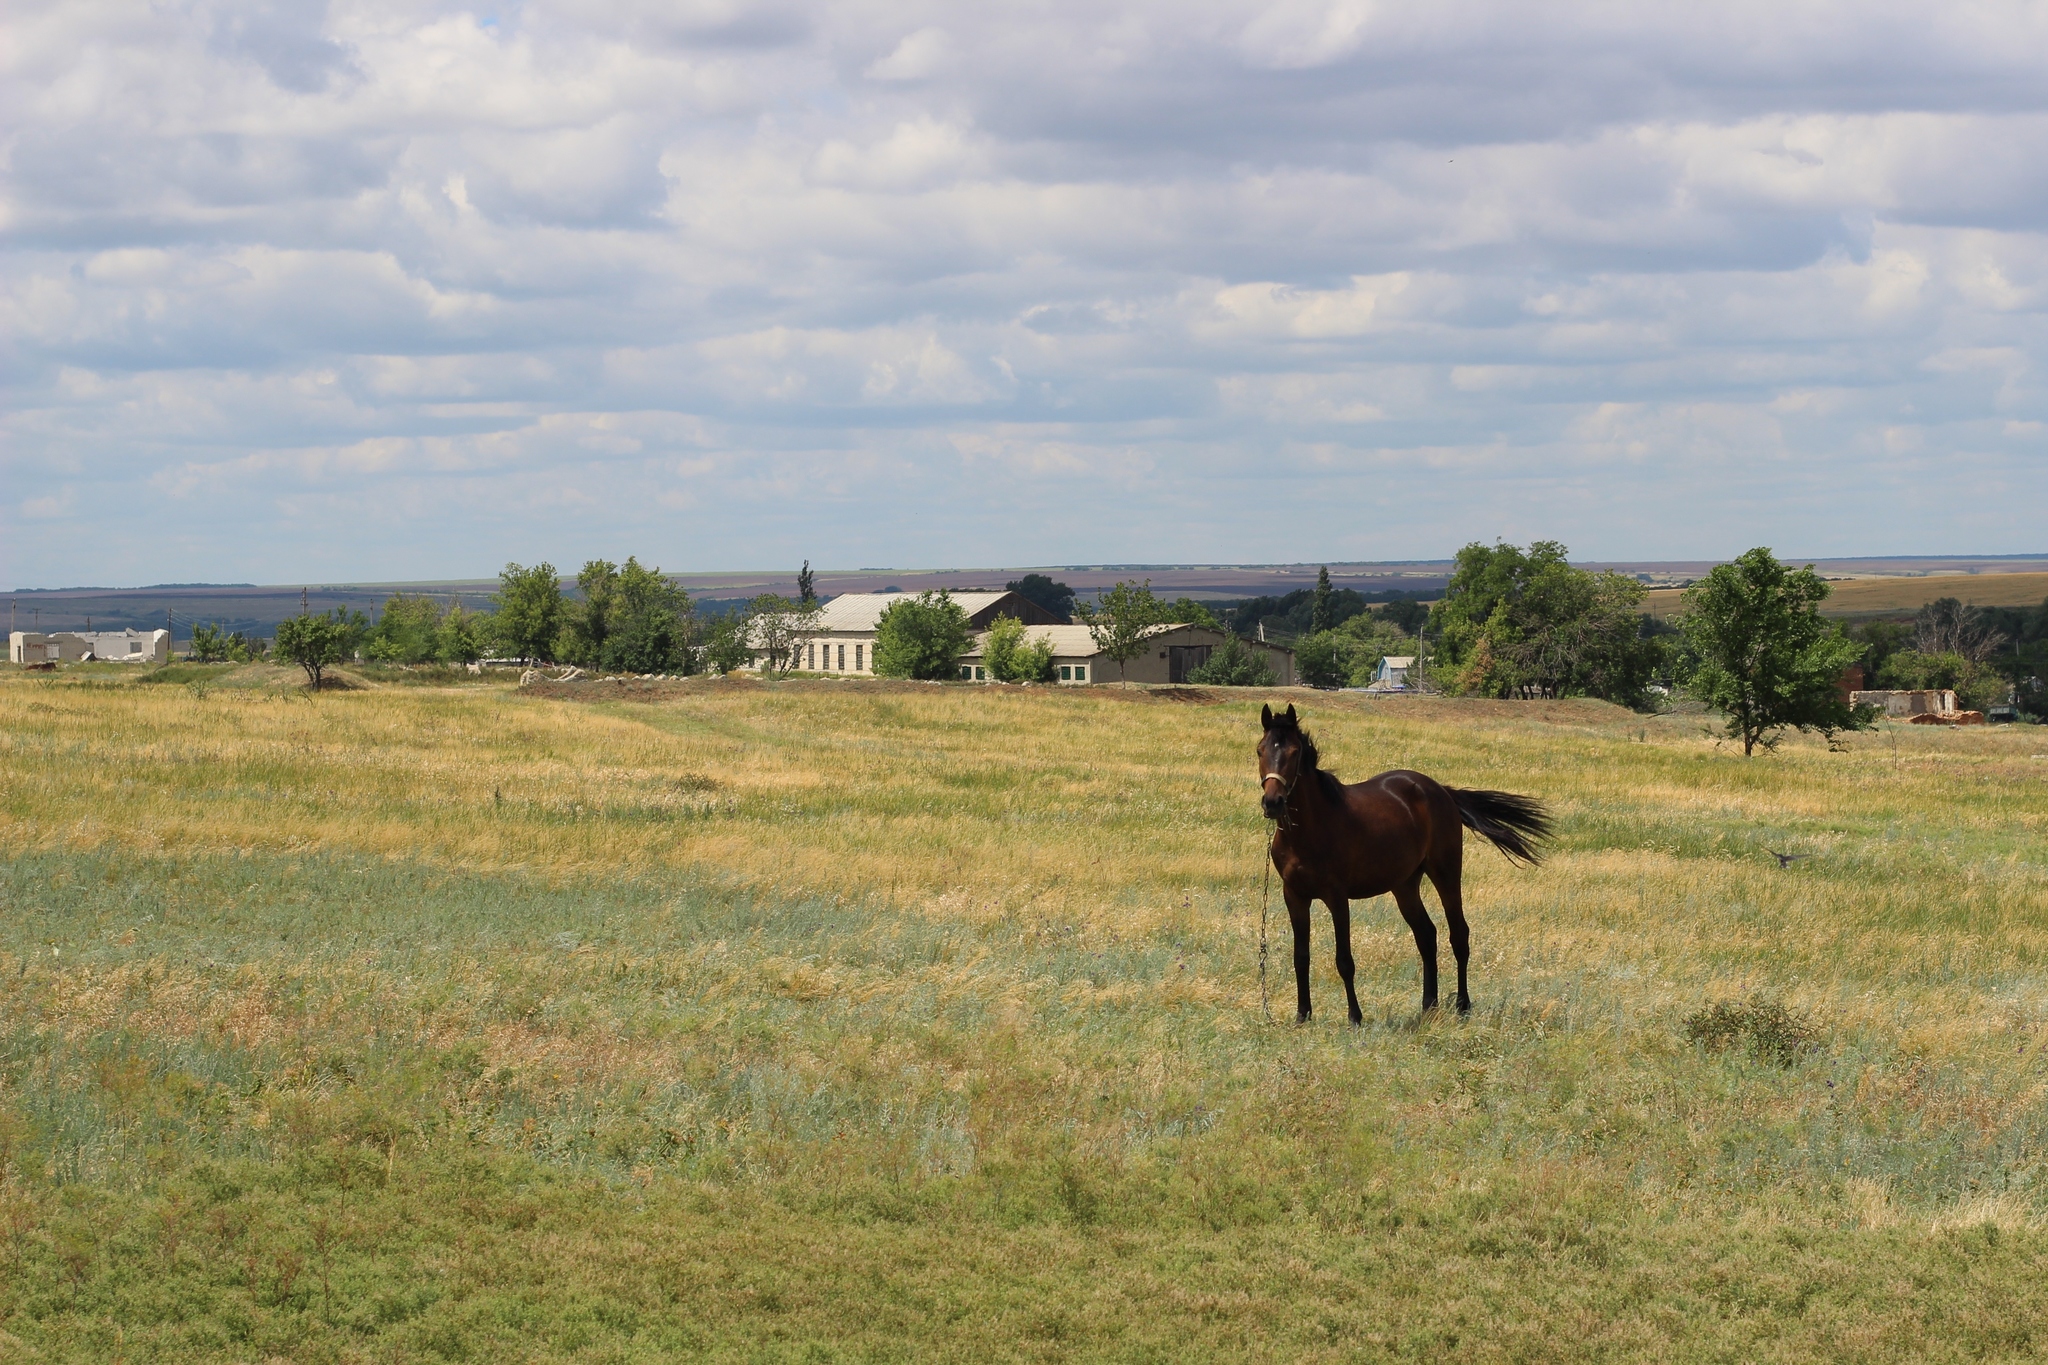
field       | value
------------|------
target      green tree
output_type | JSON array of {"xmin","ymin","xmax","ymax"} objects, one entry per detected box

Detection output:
[
  {"xmin": 797, "ymin": 561, "xmax": 817, "ymax": 605},
  {"xmin": 188, "ymin": 623, "xmax": 229, "ymax": 663},
  {"xmin": 1166, "ymin": 597, "xmax": 1222, "ymax": 630},
  {"xmin": 437, "ymin": 602, "xmax": 491, "ymax": 665},
  {"xmin": 745, "ymin": 594, "xmax": 818, "ymax": 676},
  {"xmin": 982, "ymin": 614, "xmax": 1056, "ymax": 682},
  {"xmin": 559, "ymin": 558, "xmax": 695, "ymax": 672},
  {"xmin": 494, "ymin": 562, "xmax": 565, "ymax": 664},
  {"xmin": 1293, "ymin": 611, "xmax": 1419, "ymax": 690},
  {"xmin": 561, "ymin": 561, "xmax": 620, "ymax": 666},
  {"xmin": 275, "ymin": 611, "xmax": 357, "ymax": 690},
  {"xmin": 1485, "ymin": 562, "xmax": 1656, "ymax": 705},
  {"xmin": 1075, "ymin": 580, "xmax": 1165, "ymax": 687},
  {"xmin": 872, "ymin": 591, "xmax": 973, "ymax": 680},
  {"xmin": 366, "ymin": 593, "xmax": 443, "ymax": 664},
  {"xmin": 1426, "ymin": 541, "xmax": 1656, "ymax": 706},
  {"xmin": 1376, "ymin": 597, "xmax": 1430, "ymax": 635},
  {"xmin": 1295, "ymin": 632, "xmax": 1346, "ymax": 689},
  {"xmin": 1679, "ymin": 548, "xmax": 1870, "ymax": 755},
  {"xmin": 1311, "ymin": 566, "xmax": 1334, "ymax": 634},
  {"xmin": 1187, "ymin": 636, "xmax": 1276, "ymax": 687},
  {"xmin": 702, "ymin": 613, "xmax": 753, "ymax": 676},
  {"xmin": 1851, "ymin": 619, "xmax": 1911, "ymax": 685},
  {"xmin": 1336, "ymin": 614, "xmax": 1417, "ymax": 688},
  {"xmin": 1005, "ymin": 573, "xmax": 1075, "ymax": 621},
  {"xmin": 1427, "ymin": 540, "xmax": 1569, "ymax": 683}
]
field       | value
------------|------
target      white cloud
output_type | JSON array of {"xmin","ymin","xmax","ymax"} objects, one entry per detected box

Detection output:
[
  {"xmin": 4, "ymin": 0, "xmax": 2047, "ymax": 588},
  {"xmin": 865, "ymin": 27, "xmax": 951, "ymax": 82}
]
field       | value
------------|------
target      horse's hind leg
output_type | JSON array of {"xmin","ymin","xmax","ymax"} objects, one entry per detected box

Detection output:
[
  {"xmin": 1427, "ymin": 852, "xmax": 1472, "ymax": 1014},
  {"xmin": 1391, "ymin": 875, "xmax": 1439, "ymax": 1012},
  {"xmin": 1327, "ymin": 898, "xmax": 1363, "ymax": 1026}
]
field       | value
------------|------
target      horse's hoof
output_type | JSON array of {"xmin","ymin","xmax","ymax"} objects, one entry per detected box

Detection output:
[{"xmin": 1456, "ymin": 999, "xmax": 1473, "ymax": 1016}]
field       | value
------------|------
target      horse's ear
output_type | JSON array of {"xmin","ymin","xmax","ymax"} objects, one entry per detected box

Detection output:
[
  {"xmin": 1260, "ymin": 704, "xmax": 1274, "ymax": 729},
  {"xmin": 1284, "ymin": 703, "xmax": 1297, "ymax": 724}
]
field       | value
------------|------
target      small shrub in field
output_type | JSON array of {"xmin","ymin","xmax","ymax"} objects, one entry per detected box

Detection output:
[{"xmin": 1683, "ymin": 998, "xmax": 1817, "ymax": 1067}]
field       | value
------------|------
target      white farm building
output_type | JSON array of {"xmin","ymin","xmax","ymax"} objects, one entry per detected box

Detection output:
[
  {"xmin": 760, "ymin": 592, "xmax": 1295, "ymax": 686},
  {"xmin": 11, "ymin": 629, "xmax": 171, "ymax": 665}
]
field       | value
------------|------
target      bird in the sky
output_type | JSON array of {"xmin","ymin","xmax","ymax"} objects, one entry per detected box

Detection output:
[{"xmin": 1766, "ymin": 850, "xmax": 1815, "ymax": 869}]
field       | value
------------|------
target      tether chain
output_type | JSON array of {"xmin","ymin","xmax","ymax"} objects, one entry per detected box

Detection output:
[
  {"xmin": 1258, "ymin": 850, "xmax": 1274, "ymax": 1023},
  {"xmin": 1256, "ymin": 781, "xmax": 1293, "ymax": 1026}
]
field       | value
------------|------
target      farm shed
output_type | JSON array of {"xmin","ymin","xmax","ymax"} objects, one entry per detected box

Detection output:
[
  {"xmin": 957, "ymin": 624, "xmax": 1296, "ymax": 686},
  {"xmin": 1851, "ymin": 688, "xmax": 1960, "ymax": 720},
  {"xmin": 10, "ymin": 629, "xmax": 170, "ymax": 664},
  {"xmin": 772, "ymin": 591, "xmax": 1064, "ymax": 675},
  {"xmin": 1369, "ymin": 655, "xmax": 1416, "ymax": 689}
]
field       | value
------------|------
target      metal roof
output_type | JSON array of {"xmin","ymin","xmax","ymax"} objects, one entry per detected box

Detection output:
[
  {"xmin": 959, "ymin": 624, "xmax": 1102, "ymax": 658},
  {"xmin": 811, "ymin": 591, "xmax": 1030, "ymax": 632}
]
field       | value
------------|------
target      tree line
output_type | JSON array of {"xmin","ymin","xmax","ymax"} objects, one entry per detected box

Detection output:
[{"xmin": 243, "ymin": 550, "xmax": 2046, "ymax": 741}]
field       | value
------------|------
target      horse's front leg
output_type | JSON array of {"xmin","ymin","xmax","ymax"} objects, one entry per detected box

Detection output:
[
  {"xmin": 1283, "ymin": 884, "xmax": 1314, "ymax": 1022},
  {"xmin": 1328, "ymin": 898, "xmax": 1363, "ymax": 1026}
]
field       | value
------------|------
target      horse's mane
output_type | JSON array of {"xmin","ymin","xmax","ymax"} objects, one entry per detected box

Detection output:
[{"xmin": 1274, "ymin": 713, "xmax": 1346, "ymax": 803}]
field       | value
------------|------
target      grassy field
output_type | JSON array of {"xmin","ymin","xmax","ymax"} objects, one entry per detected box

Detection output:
[
  {"xmin": 1643, "ymin": 571, "xmax": 2048, "ymax": 620},
  {"xmin": 2, "ymin": 666, "xmax": 2046, "ymax": 1361}
]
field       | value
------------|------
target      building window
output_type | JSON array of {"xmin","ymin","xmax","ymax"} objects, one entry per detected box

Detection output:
[
  {"xmin": 975, "ymin": 666, "xmax": 987, "ymax": 681},
  {"xmin": 855, "ymin": 644, "xmax": 864, "ymax": 671},
  {"xmin": 1075, "ymin": 665, "xmax": 1087, "ymax": 682},
  {"xmin": 837, "ymin": 644, "xmax": 845, "ymax": 671},
  {"xmin": 807, "ymin": 643, "xmax": 816, "ymax": 670},
  {"xmin": 958, "ymin": 665, "xmax": 971, "ymax": 680},
  {"xmin": 1058, "ymin": 665, "xmax": 1071, "ymax": 681},
  {"xmin": 129, "ymin": 641, "xmax": 142, "ymax": 653}
]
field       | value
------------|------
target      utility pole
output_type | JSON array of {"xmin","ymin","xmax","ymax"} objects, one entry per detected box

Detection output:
[{"xmin": 302, "ymin": 587, "xmax": 309, "ymax": 614}]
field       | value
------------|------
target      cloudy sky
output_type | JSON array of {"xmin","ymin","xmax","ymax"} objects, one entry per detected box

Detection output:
[{"xmin": 5, "ymin": 0, "xmax": 2046, "ymax": 587}]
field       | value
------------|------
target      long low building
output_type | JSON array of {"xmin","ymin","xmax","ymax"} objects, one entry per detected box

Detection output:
[
  {"xmin": 11, "ymin": 629, "xmax": 171, "ymax": 664},
  {"xmin": 770, "ymin": 590, "xmax": 1065, "ymax": 675},
  {"xmin": 755, "ymin": 592, "xmax": 1295, "ymax": 685},
  {"xmin": 958, "ymin": 624, "xmax": 1295, "ymax": 686}
]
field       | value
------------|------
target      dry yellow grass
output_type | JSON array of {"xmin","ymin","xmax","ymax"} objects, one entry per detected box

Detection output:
[
  {"xmin": 3, "ymin": 668, "xmax": 2047, "ymax": 1359},
  {"xmin": 1644, "ymin": 570, "xmax": 2048, "ymax": 619},
  {"xmin": 7, "ymin": 670, "xmax": 2045, "ymax": 1077}
]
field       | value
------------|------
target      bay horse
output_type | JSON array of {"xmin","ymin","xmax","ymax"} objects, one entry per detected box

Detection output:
[{"xmin": 1257, "ymin": 703, "xmax": 1551, "ymax": 1021}]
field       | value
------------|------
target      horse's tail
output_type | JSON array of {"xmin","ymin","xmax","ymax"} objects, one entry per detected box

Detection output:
[{"xmin": 1449, "ymin": 788, "xmax": 1553, "ymax": 867}]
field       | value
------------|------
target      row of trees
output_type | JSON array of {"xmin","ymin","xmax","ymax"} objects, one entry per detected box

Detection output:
[
  {"xmin": 251, "ymin": 553, "xmax": 2039, "ymax": 740},
  {"xmin": 1415, "ymin": 541, "xmax": 1868, "ymax": 753},
  {"xmin": 188, "ymin": 623, "xmax": 270, "ymax": 664}
]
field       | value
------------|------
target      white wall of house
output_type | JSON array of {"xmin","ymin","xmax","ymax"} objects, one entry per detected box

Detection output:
[{"xmin": 9, "ymin": 630, "xmax": 169, "ymax": 664}]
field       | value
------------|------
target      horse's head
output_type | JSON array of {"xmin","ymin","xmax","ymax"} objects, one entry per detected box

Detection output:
[{"xmin": 1257, "ymin": 703, "xmax": 1304, "ymax": 820}]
